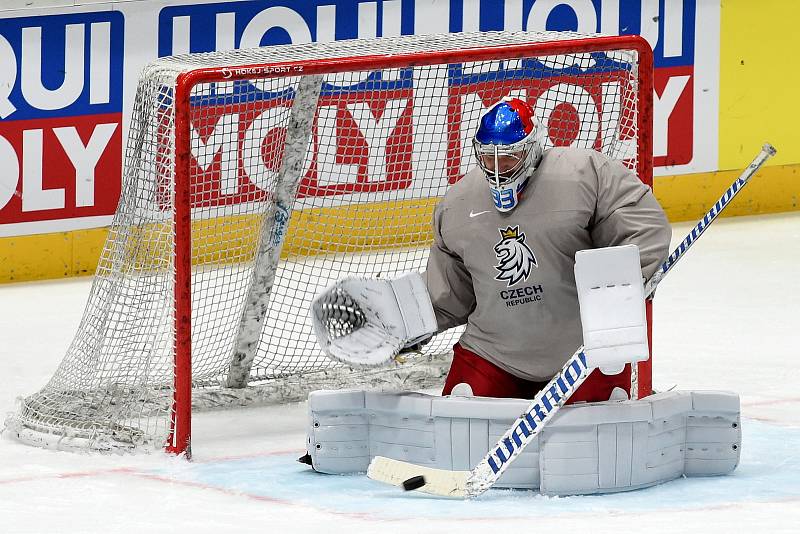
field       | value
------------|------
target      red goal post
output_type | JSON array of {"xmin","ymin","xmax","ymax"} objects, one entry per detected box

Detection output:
[{"xmin": 6, "ymin": 31, "xmax": 654, "ymax": 456}]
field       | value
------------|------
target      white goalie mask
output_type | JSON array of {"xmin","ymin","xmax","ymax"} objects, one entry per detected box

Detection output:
[{"xmin": 472, "ymin": 98, "xmax": 545, "ymax": 212}]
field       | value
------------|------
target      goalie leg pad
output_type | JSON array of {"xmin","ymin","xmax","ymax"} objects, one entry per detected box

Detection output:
[{"xmin": 307, "ymin": 390, "xmax": 741, "ymax": 495}]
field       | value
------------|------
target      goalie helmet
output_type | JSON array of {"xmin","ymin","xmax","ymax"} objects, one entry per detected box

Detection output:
[{"xmin": 472, "ymin": 97, "xmax": 545, "ymax": 212}]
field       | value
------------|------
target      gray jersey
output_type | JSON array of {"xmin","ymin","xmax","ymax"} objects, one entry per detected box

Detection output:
[{"xmin": 425, "ymin": 147, "xmax": 671, "ymax": 381}]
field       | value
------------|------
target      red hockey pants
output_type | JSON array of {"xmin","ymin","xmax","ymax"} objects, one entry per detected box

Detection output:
[{"xmin": 442, "ymin": 343, "xmax": 632, "ymax": 403}]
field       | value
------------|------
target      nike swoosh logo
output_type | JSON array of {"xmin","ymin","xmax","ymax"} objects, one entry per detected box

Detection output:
[{"xmin": 469, "ymin": 210, "xmax": 490, "ymax": 218}]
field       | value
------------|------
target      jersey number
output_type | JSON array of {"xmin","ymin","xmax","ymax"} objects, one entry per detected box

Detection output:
[{"xmin": 492, "ymin": 188, "xmax": 516, "ymax": 210}]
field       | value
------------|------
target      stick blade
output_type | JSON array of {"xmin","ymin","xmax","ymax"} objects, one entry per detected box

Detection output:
[{"xmin": 367, "ymin": 456, "xmax": 470, "ymax": 498}]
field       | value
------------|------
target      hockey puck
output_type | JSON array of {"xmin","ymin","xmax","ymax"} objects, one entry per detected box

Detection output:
[{"xmin": 402, "ymin": 475, "xmax": 426, "ymax": 491}]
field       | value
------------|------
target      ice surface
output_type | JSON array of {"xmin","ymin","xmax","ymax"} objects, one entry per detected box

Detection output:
[{"xmin": 1, "ymin": 213, "xmax": 799, "ymax": 534}]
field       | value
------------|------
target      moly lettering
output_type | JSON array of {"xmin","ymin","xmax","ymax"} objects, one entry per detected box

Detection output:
[
  {"xmin": 0, "ymin": 123, "xmax": 119, "ymax": 212},
  {"xmin": 187, "ymin": 96, "xmax": 411, "ymax": 205}
]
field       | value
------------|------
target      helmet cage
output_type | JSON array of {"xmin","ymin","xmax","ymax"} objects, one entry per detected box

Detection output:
[{"xmin": 472, "ymin": 136, "xmax": 534, "ymax": 188}]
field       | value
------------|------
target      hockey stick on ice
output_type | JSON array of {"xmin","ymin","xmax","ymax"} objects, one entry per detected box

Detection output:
[{"xmin": 367, "ymin": 143, "xmax": 777, "ymax": 498}]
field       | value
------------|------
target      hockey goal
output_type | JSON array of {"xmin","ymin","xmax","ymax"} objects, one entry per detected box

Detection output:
[{"xmin": 5, "ymin": 31, "xmax": 653, "ymax": 456}]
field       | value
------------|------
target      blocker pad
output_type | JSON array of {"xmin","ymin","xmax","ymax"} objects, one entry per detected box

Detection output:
[{"xmin": 575, "ymin": 245, "xmax": 649, "ymax": 374}]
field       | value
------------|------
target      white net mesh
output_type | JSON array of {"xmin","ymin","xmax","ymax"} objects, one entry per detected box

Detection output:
[{"xmin": 5, "ymin": 31, "xmax": 645, "ymax": 453}]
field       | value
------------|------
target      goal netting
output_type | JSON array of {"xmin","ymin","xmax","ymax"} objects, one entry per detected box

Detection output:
[{"xmin": 4, "ymin": 30, "xmax": 652, "ymax": 454}]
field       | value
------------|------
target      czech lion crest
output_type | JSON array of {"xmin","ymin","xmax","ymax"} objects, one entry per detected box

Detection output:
[{"xmin": 493, "ymin": 226, "xmax": 537, "ymax": 287}]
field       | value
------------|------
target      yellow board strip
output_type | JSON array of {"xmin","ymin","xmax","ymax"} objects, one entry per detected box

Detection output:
[
  {"xmin": 102, "ymin": 198, "xmax": 440, "ymax": 273},
  {"xmin": 0, "ymin": 228, "xmax": 107, "ymax": 282},
  {"xmin": 654, "ymin": 163, "xmax": 799, "ymax": 222},
  {"xmin": 1, "ymin": 165, "xmax": 797, "ymax": 284}
]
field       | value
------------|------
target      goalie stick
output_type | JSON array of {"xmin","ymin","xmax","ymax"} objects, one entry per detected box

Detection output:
[{"xmin": 367, "ymin": 143, "xmax": 777, "ymax": 498}]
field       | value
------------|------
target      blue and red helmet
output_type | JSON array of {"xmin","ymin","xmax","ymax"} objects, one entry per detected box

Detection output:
[
  {"xmin": 475, "ymin": 98, "xmax": 537, "ymax": 145},
  {"xmin": 473, "ymin": 98, "xmax": 545, "ymax": 212}
]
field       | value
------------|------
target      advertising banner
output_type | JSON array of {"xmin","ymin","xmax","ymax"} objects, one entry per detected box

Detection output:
[
  {"xmin": 0, "ymin": 0, "xmax": 720, "ymax": 237},
  {"xmin": 0, "ymin": 10, "xmax": 124, "ymax": 236}
]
